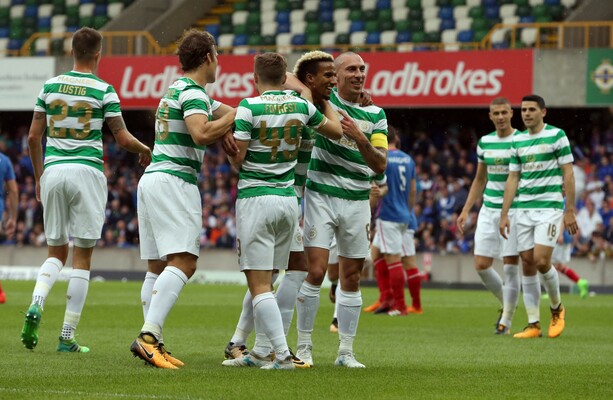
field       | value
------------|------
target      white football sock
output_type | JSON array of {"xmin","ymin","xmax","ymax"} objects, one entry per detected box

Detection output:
[
  {"xmin": 540, "ymin": 266, "xmax": 562, "ymax": 310},
  {"xmin": 140, "ymin": 271, "xmax": 158, "ymax": 320},
  {"xmin": 477, "ymin": 267, "xmax": 504, "ymax": 305},
  {"xmin": 276, "ymin": 270, "xmax": 307, "ymax": 335},
  {"xmin": 522, "ymin": 275, "xmax": 541, "ymax": 324},
  {"xmin": 32, "ymin": 257, "xmax": 64, "ymax": 308},
  {"xmin": 337, "ymin": 289, "xmax": 362, "ymax": 354},
  {"xmin": 61, "ymin": 269, "xmax": 90, "ymax": 340},
  {"xmin": 296, "ymin": 281, "xmax": 321, "ymax": 347},
  {"xmin": 333, "ymin": 284, "xmax": 339, "ymax": 319},
  {"xmin": 253, "ymin": 292, "xmax": 290, "ymax": 361},
  {"xmin": 230, "ymin": 289, "xmax": 254, "ymax": 346},
  {"xmin": 500, "ymin": 264, "xmax": 520, "ymax": 327},
  {"xmin": 142, "ymin": 266, "xmax": 188, "ymax": 340}
]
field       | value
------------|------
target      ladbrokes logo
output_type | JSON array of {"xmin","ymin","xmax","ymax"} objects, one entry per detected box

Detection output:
[
  {"xmin": 368, "ymin": 61, "xmax": 504, "ymax": 97},
  {"xmin": 118, "ymin": 65, "xmax": 255, "ymax": 100}
]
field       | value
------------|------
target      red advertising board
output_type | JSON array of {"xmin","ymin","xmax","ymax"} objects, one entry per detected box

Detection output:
[{"xmin": 98, "ymin": 50, "xmax": 533, "ymax": 109}]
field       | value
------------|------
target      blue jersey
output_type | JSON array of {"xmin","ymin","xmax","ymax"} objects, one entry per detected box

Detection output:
[
  {"xmin": 378, "ymin": 148, "xmax": 415, "ymax": 224},
  {"xmin": 0, "ymin": 151, "xmax": 16, "ymax": 211}
]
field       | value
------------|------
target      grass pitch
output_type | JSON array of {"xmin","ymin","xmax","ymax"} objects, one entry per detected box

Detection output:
[{"xmin": 1, "ymin": 280, "xmax": 612, "ymax": 399}]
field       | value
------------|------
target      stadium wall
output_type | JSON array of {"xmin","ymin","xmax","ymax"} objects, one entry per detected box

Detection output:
[{"xmin": 1, "ymin": 247, "xmax": 610, "ymax": 288}]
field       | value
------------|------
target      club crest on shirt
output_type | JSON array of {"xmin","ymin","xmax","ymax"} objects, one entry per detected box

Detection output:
[
  {"xmin": 307, "ymin": 227, "xmax": 317, "ymax": 240},
  {"xmin": 295, "ymin": 231, "xmax": 303, "ymax": 245}
]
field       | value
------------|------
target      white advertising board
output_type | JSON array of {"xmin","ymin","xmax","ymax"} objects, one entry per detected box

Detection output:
[{"xmin": 0, "ymin": 57, "xmax": 55, "ymax": 111}]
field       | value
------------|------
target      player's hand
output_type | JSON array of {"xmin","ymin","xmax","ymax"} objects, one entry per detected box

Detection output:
[
  {"xmin": 138, "ymin": 148, "xmax": 152, "ymax": 167},
  {"xmin": 358, "ymin": 91, "xmax": 373, "ymax": 107},
  {"xmin": 456, "ymin": 212, "xmax": 467, "ymax": 234},
  {"xmin": 222, "ymin": 130, "xmax": 239, "ymax": 157},
  {"xmin": 370, "ymin": 183, "xmax": 381, "ymax": 198},
  {"xmin": 499, "ymin": 214, "xmax": 510, "ymax": 240},
  {"xmin": 339, "ymin": 110, "xmax": 363, "ymax": 142},
  {"xmin": 564, "ymin": 210, "xmax": 578, "ymax": 235}
]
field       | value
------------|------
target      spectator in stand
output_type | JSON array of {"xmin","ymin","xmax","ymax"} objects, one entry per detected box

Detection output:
[{"xmin": 576, "ymin": 198, "xmax": 603, "ymax": 242}]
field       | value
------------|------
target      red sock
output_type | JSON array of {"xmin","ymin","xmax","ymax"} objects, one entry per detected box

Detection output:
[
  {"xmin": 406, "ymin": 268, "xmax": 422, "ymax": 309},
  {"xmin": 559, "ymin": 265, "xmax": 580, "ymax": 283},
  {"xmin": 374, "ymin": 258, "xmax": 392, "ymax": 304},
  {"xmin": 388, "ymin": 262, "xmax": 406, "ymax": 310},
  {"xmin": 0, "ymin": 281, "xmax": 3, "ymax": 292}
]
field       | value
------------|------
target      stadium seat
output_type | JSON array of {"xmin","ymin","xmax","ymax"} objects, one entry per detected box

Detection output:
[
  {"xmin": 262, "ymin": 34, "xmax": 276, "ymax": 46},
  {"xmin": 471, "ymin": 16, "xmax": 487, "ymax": 31},
  {"xmin": 426, "ymin": 31, "xmax": 441, "ymax": 42},
  {"xmin": 457, "ymin": 29, "xmax": 473, "ymax": 42},
  {"xmin": 424, "ymin": 6, "xmax": 439, "ymax": 19},
  {"xmin": 233, "ymin": 24, "xmax": 247, "ymax": 35},
  {"xmin": 520, "ymin": 27, "xmax": 537, "ymax": 46},
  {"xmin": 93, "ymin": 4, "xmax": 106, "ymax": 17},
  {"xmin": 349, "ymin": 9, "xmax": 362, "ymax": 21},
  {"xmin": 290, "ymin": 9, "xmax": 305, "ymax": 23},
  {"xmin": 93, "ymin": 15, "xmax": 108, "ymax": 29},
  {"xmin": 334, "ymin": 19, "xmax": 351, "ymax": 33},
  {"xmin": 277, "ymin": 22, "xmax": 290, "ymax": 33},
  {"xmin": 421, "ymin": 0, "xmax": 436, "ymax": 7},
  {"xmin": 392, "ymin": 7, "xmax": 408, "ymax": 22},
  {"xmin": 468, "ymin": 6, "xmax": 483, "ymax": 18},
  {"xmin": 365, "ymin": 20, "xmax": 378, "ymax": 33},
  {"xmin": 290, "ymin": 21, "xmax": 306, "ymax": 35},
  {"xmin": 349, "ymin": 20, "xmax": 365, "ymax": 32},
  {"xmin": 276, "ymin": 32, "xmax": 292, "ymax": 46},
  {"xmin": 490, "ymin": 27, "xmax": 509, "ymax": 44},
  {"xmin": 379, "ymin": 19, "xmax": 395, "ymax": 31},
  {"xmin": 412, "ymin": 30, "xmax": 426, "ymax": 43},
  {"xmin": 305, "ymin": 22, "xmax": 319, "ymax": 35},
  {"xmin": 440, "ymin": 18, "xmax": 454, "ymax": 30},
  {"xmin": 453, "ymin": 5, "xmax": 468, "ymax": 19},
  {"xmin": 362, "ymin": 0, "xmax": 377, "ymax": 9},
  {"xmin": 544, "ymin": 0, "xmax": 560, "ymax": 4},
  {"xmin": 205, "ymin": 24, "xmax": 219, "ymax": 37},
  {"xmin": 336, "ymin": 32, "xmax": 350, "ymax": 44},
  {"xmin": 334, "ymin": 8, "xmax": 350, "ymax": 22},
  {"xmin": 350, "ymin": 30, "xmax": 367, "ymax": 44},
  {"xmin": 291, "ymin": 33, "xmax": 306, "ymax": 45},
  {"xmin": 396, "ymin": 19, "xmax": 409, "ymax": 31},
  {"xmin": 232, "ymin": 10, "xmax": 248, "ymax": 25},
  {"xmin": 517, "ymin": 5, "xmax": 532, "ymax": 17},
  {"xmin": 276, "ymin": 10, "xmax": 290, "ymax": 25},
  {"xmin": 485, "ymin": 6, "xmax": 499, "ymax": 19},
  {"xmin": 439, "ymin": 6, "xmax": 453, "ymax": 20},
  {"xmin": 38, "ymin": 4, "xmax": 52, "ymax": 18},
  {"xmin": 304, "ymin": 0, "xmax": 319, "ymax": 11},
  {"xmin": 528, "ymin": 0, "xmax": 544, "ymax": 5},
  {"xmin": 455, "ymin": 17, "xmax": 472, "ymax": 31},
  {"xmin": 366, "ymin": 31, "xmax": 380, "ymax": 44},
  {"xmin": 380, "ymin": 29, "xmax": 397, "ymax": 44},
  {"xmin": 306, "ymin": 33, "xmax": 320, "ymax": 44},
  {"xmin": 320, "ymin": 31, "xmax": 336, "ymax": 46},
  {"xmin": 482, "ymin": 0, "xmax": 497, "ymax": 6},
  {"xmin": 261, "ymin": 21, "xmax": 277, "ymax": 36},
  {"xmin": 408, "ymin": 8, "xmax": 423, "ymax": 20},
  {"xmin": 502, "ymin": 15, "xmax": 519, "ymax": 24},
  {"xmin": 424, "ymin": 18, "xmax": 441, "ymax": 33},
  {"xmin": 441, "ymin": 28, "xmax": 457, "ymax": 43},
  {"xmin": 395, "ymin": 31, "xmax": 410, "ymax": 43},
  {"xmin": 406, "ymin": 0, "xmax": 421, "ymax": 8},
  {"xmin": 217, "ymin": 33, "xmax": 233, "ymax": 48},
  {"xmin": 34, "ymin": 36, "xmax": 48, "ymax": 55},
  {"xmin": 500, "ymin": 4, "xmax": 517, "ymax": 18},
  {"xmin": 451, "ymin": 0, "xmax": 466, "ymax": 5},
  {"xmin": 0, "ymin": 28, "xmax": 8, "ymax": 39},
  {"xmin": 107, "ymin": 3, "xmax": 123, "ymax": 18}
]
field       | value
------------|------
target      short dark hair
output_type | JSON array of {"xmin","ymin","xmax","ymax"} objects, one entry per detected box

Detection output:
[
  {"xmin": 522, "ymin": 94, "xmax": 546, "ymax": 109},
  {"xmin": 388, "ymin": 125, "xmax": 397, "ymax": 143},
  {"xmin": 254, "ymin": 52, "xmax": 287, "ymax": 86},
  {"xmin": 293, "ymin": 51, "xmax": 334, "ymax": 83},
  {"xmin": 176, "ymin": 29, "xmax": 216, "ymax": 73},
  {"xmin": 72, "ymin": 27, "xmax": 102, "ymax": 62},
  {"xmin": 490, "ymin": 97, "xmax": 511, "ymax": 106}
]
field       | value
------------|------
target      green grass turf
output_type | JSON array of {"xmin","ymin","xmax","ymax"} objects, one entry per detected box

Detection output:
[{"xmin": 1, "ymin": 280, "xmax": 612, "ymax": 399}]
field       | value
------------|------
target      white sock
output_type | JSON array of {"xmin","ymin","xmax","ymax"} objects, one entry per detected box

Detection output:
[
  {"xmin": 253, "ymin": 292, "xmax": 290, "ymax": 361},
  {"xmin": 540, "ymin": 267, "xmax": 562, "ymax": 310},
  {"xmin": 276, "ymin": 270, "xmax": 307, "ymax": 335},
  {"xmin": 500, "ymin": 264, "xmax": 520, "ymax": 327},
  {"xmin": 230, "ymin": 289, "xmax": 254, "ymax": 346},
  {"xmin": 337, "ymin": 289, "xmax": 362, "ymax": 354},
  {"xmin": 141, "ymin": 272, "xmax": 158, "ymax": 320},
  {"xmin": 61, "ymin": 269, "xmax": 90, "ymax": 340},
  {"xmin": 32, "ymin": 257, "xmax": 64, "ymax": 308},
  {"xmin": 333, "ymin": 284, "xmax": 339, "ymax": 319},
  {"xmin": 522, "ymin": 275, "xmax": 541, "ymax": 324},
  {"xmin": 477, "ymin": 267, "xmax": 504, "ymax": 305},
  {"xmin": 142, "ymin": 266, "xmax": 188, "ymax": 340},
  {"xmin": 296, "ymin": 281, "xmax": 321, "ymax": 347}
]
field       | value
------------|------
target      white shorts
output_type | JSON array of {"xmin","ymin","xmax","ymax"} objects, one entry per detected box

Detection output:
[
  {"xmin": 515, "ymin": 209, "xmax": 563, "ymax": 253},
  {"xmin": 328, "ymin": 236, "xmax": 338, "ymax": 264},
  {"xmin": 551, "ymin": 243, "xmax": 571, "ymax": 264},
  {"xmin": 41, "ymin": 164, "xmax": 107, "ymax": 246},
  {"xmin": 290, "ymin": 224, "xmax": 304, "ymax": 253},
  {"xmin": 236, "ymin": 195, "xmax": 299, "ymax": 271},
  {"xmin": 138, "ymin": 172, "xmax": 201, "ymax": 260},
  {"xmin": 474, "ymin": 207, "xmax": 518, "ymax": 259},
  {"xmin": 373, "ymin": 219, "xmax": 407, "ymax": 255},
  {"xmin": 372, "ymin": 229, "xmax": 416, "ymax": 258},
  {"xmin": 303, "ymin": 189, "xmax": 371, "ymax": 259}
]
